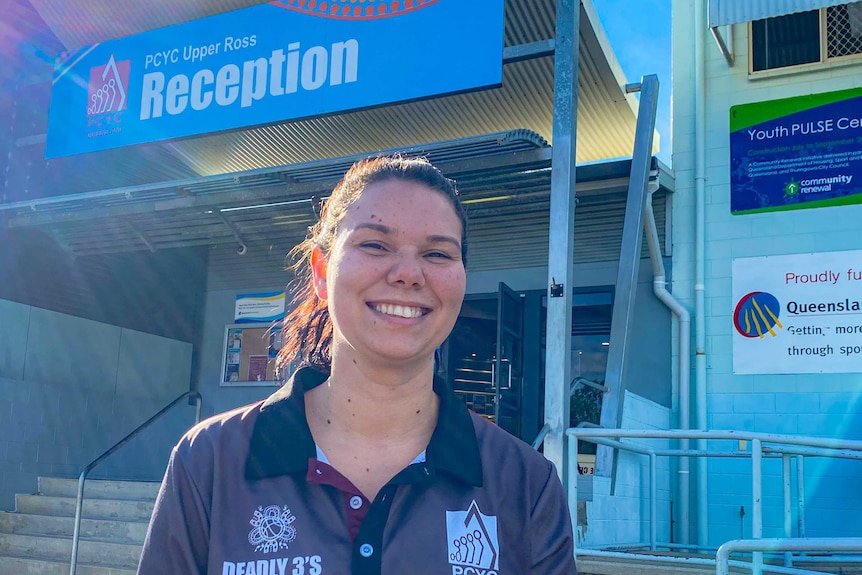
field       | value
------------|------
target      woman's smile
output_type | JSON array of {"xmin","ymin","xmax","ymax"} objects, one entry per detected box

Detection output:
[{"xmin": 370, "ymin": 302, "xmax": 430, "ymax": 319}]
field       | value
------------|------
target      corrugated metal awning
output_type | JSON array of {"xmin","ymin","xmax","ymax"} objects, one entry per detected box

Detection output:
[{"xmin": 708, "ymin": 0, "xmax": 848, "ymax": 27}]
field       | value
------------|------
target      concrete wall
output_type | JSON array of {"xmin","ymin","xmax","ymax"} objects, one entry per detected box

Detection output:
[
  {"xmin": 576, "ymin": 391, "xmax": 673, "ymax": 547},
  {"xmin": 672, "ymin": 0, "xmax": 862, "ymax": 545},
  {"xmin": 0, "ymin": 299, "xmax": 193, "ymax": 511}
]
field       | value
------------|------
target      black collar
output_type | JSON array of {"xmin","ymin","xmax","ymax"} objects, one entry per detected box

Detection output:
[{"xmin": 245, "ymin": 366, "xmax": 483, "ymax": 487}]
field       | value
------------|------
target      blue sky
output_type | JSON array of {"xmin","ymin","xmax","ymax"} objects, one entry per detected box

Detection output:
[{"xmin": 592, "ymin": 0, "xmax": 672, "ymax": 163}]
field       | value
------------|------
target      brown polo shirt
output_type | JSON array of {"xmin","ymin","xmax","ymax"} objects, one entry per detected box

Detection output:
[{"xmin": 137, "ymin": 367, "xmax": 577, "ymax": 575}]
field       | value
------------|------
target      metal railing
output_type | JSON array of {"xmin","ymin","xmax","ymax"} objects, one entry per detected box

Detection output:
[
  {"xmin": 532, "ymin": 423, "xmax": 551, "ymax": 450},
  {"xmin": 566, "ymin": 428, "xmax": 862, "ymax": 575},
  {"xmin": 716, "ymin": 538, "xmax": 862, "ymax": 575},
  {"xmin": 69, "ymin": 391, "xmax": 202, "ymax": 575}
]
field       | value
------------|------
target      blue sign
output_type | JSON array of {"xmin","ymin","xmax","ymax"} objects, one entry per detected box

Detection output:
[
  {"xmin": 729, "ymin": 88, "xmax": 862, "ymax": 214},
  {"xmin": 46, "ymin": 0, "xmax": 504, "ymax": 158}
]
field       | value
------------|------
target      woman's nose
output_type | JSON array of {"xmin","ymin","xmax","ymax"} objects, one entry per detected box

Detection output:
[{"xmin": 387, "ymin": 251, "xmax": 425, "ymax": 287}]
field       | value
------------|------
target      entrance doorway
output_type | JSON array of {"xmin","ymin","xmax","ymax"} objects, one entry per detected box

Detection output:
[
  {"xmin": 442, "ymin": 283, "xmax": 526, "ymax": 438},
  {"xmin": 442, "ymin": 285, "xmax": 613, "ymax": 445}
]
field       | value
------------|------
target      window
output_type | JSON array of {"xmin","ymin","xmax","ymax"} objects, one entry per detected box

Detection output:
[{"xmin": 751, "ymin": 2, "xmax": 862, "ymax": 72}]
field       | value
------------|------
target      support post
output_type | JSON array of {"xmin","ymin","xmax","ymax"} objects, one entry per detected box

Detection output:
[
  {"xmin": 752, "ymin": 438, "xmax": 763, "ymax": 575},
  {"xmin": 596, "ymin": 74, "xmax": 659, "ymax": 476},
  {"xmin": 543, "ymin": 0, "xmax": 580, "ymax": 488}
]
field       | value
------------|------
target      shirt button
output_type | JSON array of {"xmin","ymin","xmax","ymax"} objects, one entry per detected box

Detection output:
[
  {"xmin": 359, "ymin": 543, "xmax": 374, "ymax": 558},
  {"xmin": 349, "ymin": 495, "xmax": 363, "ymax": 510}
]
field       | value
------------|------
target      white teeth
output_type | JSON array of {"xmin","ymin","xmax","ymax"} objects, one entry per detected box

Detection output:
[{"xmin": 375, "ymin": 304, "xmax": 424, "ymax": 318}]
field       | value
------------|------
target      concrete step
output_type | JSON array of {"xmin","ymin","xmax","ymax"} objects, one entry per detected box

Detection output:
[
  {"xmin": 0, "ymin": 555, "xmax": 134, "ymax": 575},
  {"xmin": 0, "ymin": 511, "xmax": 148, "ymax": 544},
  {"xmin": 37, "ymin": 477, "xmax": 160, "ymax": 501},
  {"xmin": 15, "ymin": 495, "xmax": 155, "ymax": 522},
  {"xmin": 0, "ymin": 532, "xmax": 141, "ymax": 568}
]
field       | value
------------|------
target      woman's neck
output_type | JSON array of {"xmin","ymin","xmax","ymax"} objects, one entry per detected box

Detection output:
[
  {"xmin": 311, "ymin": 355, "xmax": 439, "ymax": 441},
  {"xmin": 304, "ymin": 357, "xmax": 440, "ymax": 500}
]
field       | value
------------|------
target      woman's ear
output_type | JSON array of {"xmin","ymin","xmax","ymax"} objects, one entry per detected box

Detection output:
[{"xmin": 310, "ymin": 247, "xmax": 328, "ymax": 300}]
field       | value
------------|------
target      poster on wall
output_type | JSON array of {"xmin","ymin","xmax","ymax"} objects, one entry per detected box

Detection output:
[
  {"xmin": 221, "ymin": 324, "xmax": 282, "ymax": 386},
  {"xmin": 729, "ymin": 88, "xmax": 862, "ymax": 215},
  {"xmin": 45, "ymin": 0, "xmax": 504, "ymax": 158},
  {"xmin": 235, "ymin": 291, "xmax": 286, "ymax": 323},
  {"xmin": 732, "ymin": 250, "xmax": 862, "ymax": 374}
]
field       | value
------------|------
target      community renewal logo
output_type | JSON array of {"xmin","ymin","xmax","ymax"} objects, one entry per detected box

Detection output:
[
  {"xmin": 733, "ymin": 291, "xmax": 783, "ymax": 338},
  {"xmin": 86, "ymin": 54, "xmax": 130, "ymax": 137},
  {"xmin": 446, "ymin": 500, "xmax": 499, "ymax": 574}
]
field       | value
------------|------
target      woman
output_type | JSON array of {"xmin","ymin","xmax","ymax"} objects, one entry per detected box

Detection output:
[{"xmin": 138, "ymin": 155, "xmax": 577, "ymax": 575}]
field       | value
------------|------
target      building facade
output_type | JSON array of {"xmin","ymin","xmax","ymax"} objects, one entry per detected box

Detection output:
[{"xmin": 672, "ymin": 0, "xmax": 862, "ymax": 546}]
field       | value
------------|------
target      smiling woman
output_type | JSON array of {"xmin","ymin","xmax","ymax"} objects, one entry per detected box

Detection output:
[{"xmin": 137, "ymin": 156, "xmax": 577, "ymax": 575}]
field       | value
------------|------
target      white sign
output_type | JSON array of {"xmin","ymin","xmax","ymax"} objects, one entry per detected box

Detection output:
[
  {"xmin": 732, "ymin": 250, "xmax": 862, "ymax": 374},
  {"xmin": 235, "ymin": 291, "xmax": 286, "ymax": 323}
]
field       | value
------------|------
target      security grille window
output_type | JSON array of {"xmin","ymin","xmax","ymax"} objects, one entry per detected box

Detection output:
[
  {"xmin": 751, "ymin": 2, "xmax": 862, "ymax": 72},
  {"xmin": 828, "ymin": 2, "xmax": 862, "ymax": 58}
]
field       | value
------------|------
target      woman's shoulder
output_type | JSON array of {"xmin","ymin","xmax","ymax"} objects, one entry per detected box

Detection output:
[
  {"xmin": 174, "ymin": 400, "xmax": 266, "ymax": 461},
  {"xmin": 469, "ymin": 413, "xmax": 558, "ymax": 477}
]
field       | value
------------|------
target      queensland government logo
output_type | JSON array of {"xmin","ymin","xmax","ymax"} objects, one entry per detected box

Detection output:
[
  {"xmin": 248, "ymin": 505, "xmax": 297, "ymax": 553},
  {"xmin": 271, "ymin": 0, "xmax": 441, "ymax": 19},
  {"xmin": 734, "ymin": 291, "xmax": 783, "ymax": 338},
  {"xmin": 446, "ymin": 500, "xmax": 499, "ymax": 574},
  {"xmin": 87, "ymin": 54, "xmax": 130, "ymax": 136}
]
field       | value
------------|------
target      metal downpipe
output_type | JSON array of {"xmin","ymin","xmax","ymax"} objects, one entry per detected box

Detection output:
[
  {"xmin": 694, "ymin": 0, "xmax": 709, "ymax": 549},
  {"xmin": 644, "ymin": 183, "xmax": 692, "ymax": 545}
]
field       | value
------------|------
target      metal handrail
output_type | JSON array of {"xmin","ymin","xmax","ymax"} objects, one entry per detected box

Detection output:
[
  {"xmin": 531, "ymin": 378, "xmax": 606, "ymax": 451},
  {"xmin": 716, "ymin": 538, "xmax": 862, "ymax": 575},
  {"xmin": 567, "ymin": 428, "xmax": 862, "ymax": 575},
  {"xmin": 531, "ymin": 423, "xmax": 551, "ymax": 450},
  {"xmin": 69, "ymin": 391, "xmax": 202, "ymax": 575},
  {"xmin": 570, "ymin": 376, "xmax": 608, "ymax": 394}
]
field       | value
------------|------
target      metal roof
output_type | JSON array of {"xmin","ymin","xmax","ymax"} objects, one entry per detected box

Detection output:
[
  {"xmin": 708, "ymin": 0, "xmax": 849, "ymax": 27},
  {"xmin": 1, "ymin": 0, "xmax": 662, "ymax": 259}
]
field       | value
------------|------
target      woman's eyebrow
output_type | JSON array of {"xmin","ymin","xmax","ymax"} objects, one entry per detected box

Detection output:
[
  {"xmin": 354, "ymin": 222, "xmax": 392, "ymax": 234},
  {"xmin": 427, "ymin": 234, "xmax": 462, "ymax": 250},
  {"xmin": 355, "ymin": 223, "xmax": 461, "ymax": 249}
]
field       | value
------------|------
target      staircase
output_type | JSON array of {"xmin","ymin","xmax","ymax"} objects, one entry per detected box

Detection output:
[{"xmin": 0, "ymin": 476, "xmax": 158, "ymax": 575}]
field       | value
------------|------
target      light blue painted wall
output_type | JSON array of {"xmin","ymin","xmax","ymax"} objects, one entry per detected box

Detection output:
[
  {"xmin": 576, "ymin": 391, "xmax": 673, "ymax": 547},
  {"xmin": 672, "ymin": 0, "xmax": 862, "ymax": 545},
  {"xmin": 0, "ymin": 299, "xmax": 193, "ymax": 510}
]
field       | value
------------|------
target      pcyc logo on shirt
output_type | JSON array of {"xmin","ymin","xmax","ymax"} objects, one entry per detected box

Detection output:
[{"xmin": 446, "ymin": 500, "xmax": 499, "ymax": 575}]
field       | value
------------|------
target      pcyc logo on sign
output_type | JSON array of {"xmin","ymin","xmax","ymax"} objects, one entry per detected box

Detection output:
[{"xmin": 86, "ymin": 54, "xmax": 130, "ymax": 135}]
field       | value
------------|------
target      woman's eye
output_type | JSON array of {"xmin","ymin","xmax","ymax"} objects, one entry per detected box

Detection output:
[
  {"xmin": 360, "ymin": 241, "xmax": 387, "ymax": 251},
  {"xmin": 426, "ymin": 250, "xmax": 454, "ymax": 260}
]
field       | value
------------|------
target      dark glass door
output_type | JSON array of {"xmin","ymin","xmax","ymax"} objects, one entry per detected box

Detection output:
[{"xmin": 494, "ymin": 282, "xmax": 524, "ymax": 437}]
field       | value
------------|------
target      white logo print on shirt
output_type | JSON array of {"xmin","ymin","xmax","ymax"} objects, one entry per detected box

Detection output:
[
  {"xmin": 248, "ymin": 505, "xmax": 297, "ymax": 553},
  {"xmin": 446, "ymin": 500, "xmax": 499, "ymax": 571}
]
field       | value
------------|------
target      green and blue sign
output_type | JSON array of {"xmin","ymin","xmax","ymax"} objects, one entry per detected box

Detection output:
[
  {"xmin": 729, "ymin": 88, "xmax": 862, "ymax": 215},
  {"xmin": 46, "ymin": 0, "xmax": 504, "ymax": 158}
]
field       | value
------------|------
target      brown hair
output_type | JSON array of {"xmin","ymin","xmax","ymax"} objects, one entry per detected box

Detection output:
[{"xmin": 276, "ymin": 155, "xmax": 467, "ymax": 374}]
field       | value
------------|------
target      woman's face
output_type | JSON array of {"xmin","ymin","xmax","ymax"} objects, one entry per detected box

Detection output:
[{"xmin": 312, "ymin": 178, "xmax": 466, "ymax": 368}]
